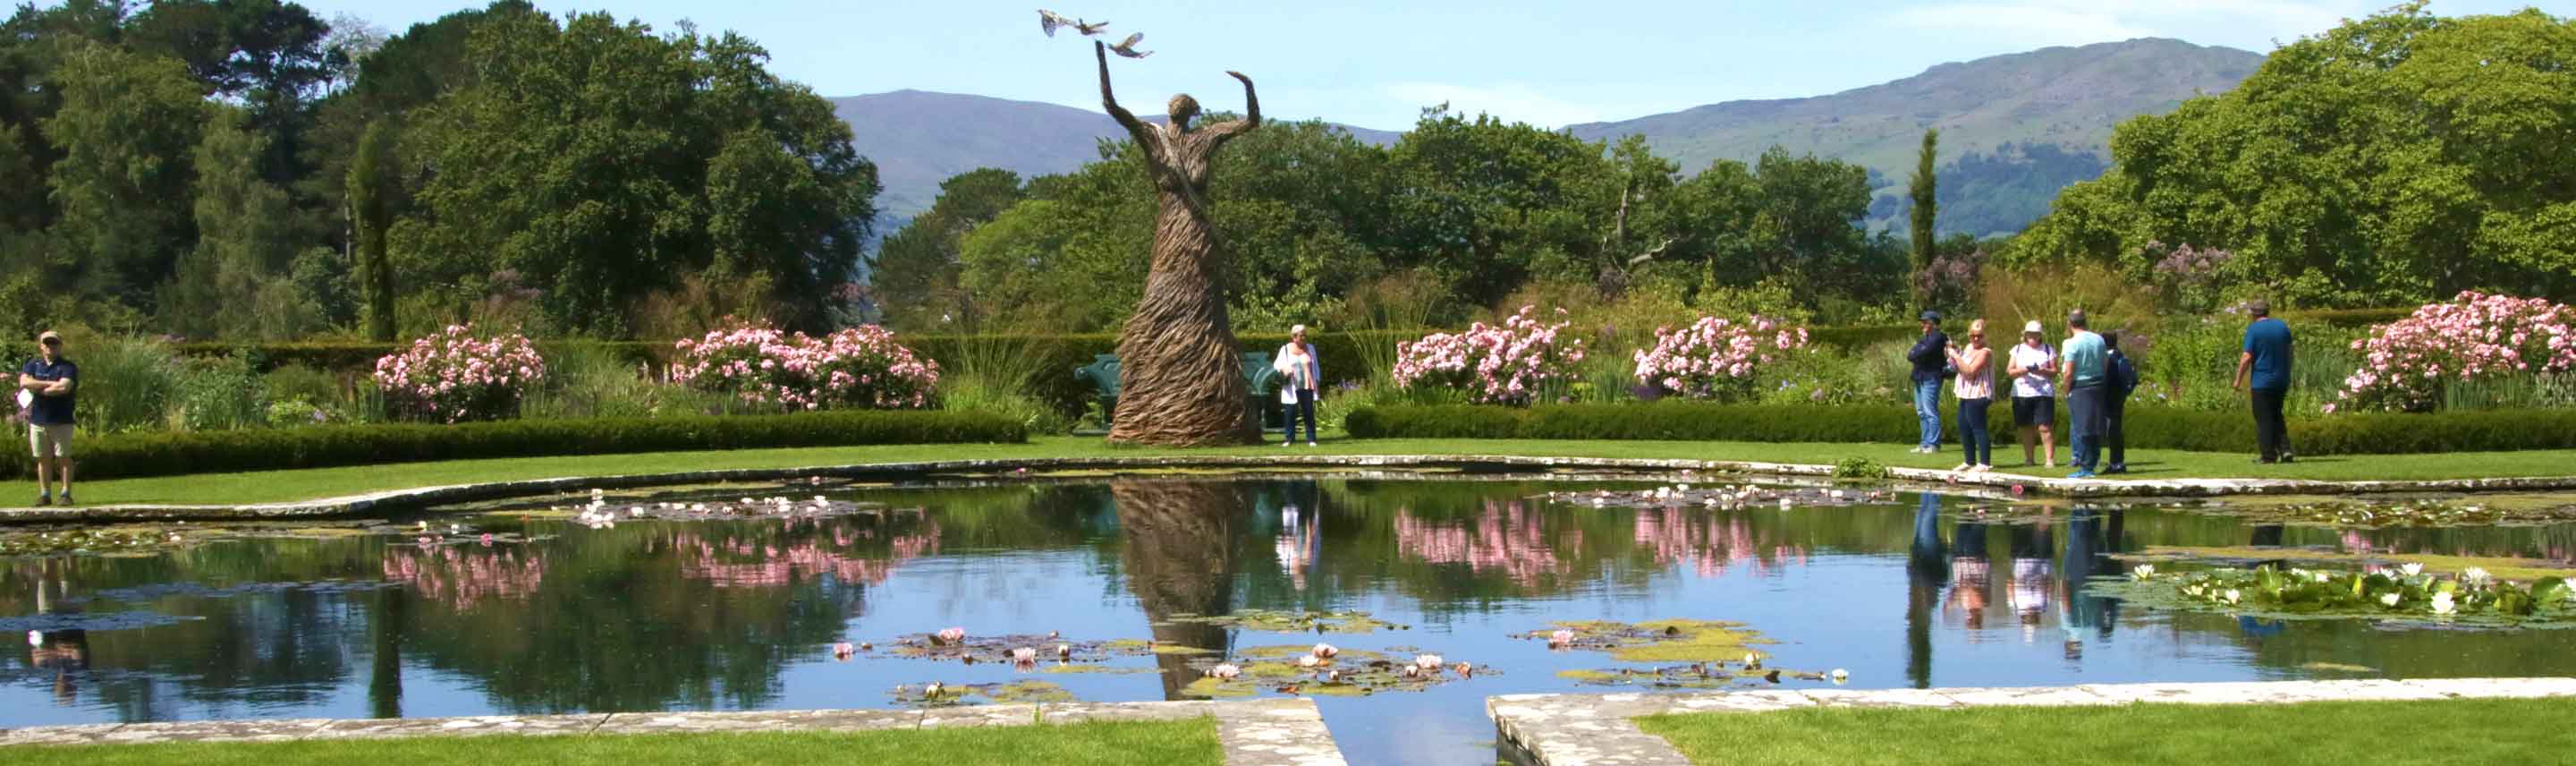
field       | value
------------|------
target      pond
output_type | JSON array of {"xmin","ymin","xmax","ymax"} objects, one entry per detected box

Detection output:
[{"xmin": 6, "ymin": 473, "xmax": 2576, "ymax": 765}]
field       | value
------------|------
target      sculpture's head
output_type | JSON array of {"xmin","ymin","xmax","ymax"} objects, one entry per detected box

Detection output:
[{"xmin": 1167, "ymin": 93, "xmax": 1201, "ymax": 132}]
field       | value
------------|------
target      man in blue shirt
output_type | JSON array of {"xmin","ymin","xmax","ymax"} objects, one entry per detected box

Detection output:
[
  {"xmin": 1905, "ymin": 311, "xmax": 1950, "ymax": 454},
  {"xmin": 19, "ymin": 330, "xmax": 78, "ymax": 505},
  {"xmin": 2055, "ymin": 310, "xmax": 2107, "ymax": 479},
  {"xmin": 2233, "ymin": 301, "xmax": 2295, "ymax": 464}
]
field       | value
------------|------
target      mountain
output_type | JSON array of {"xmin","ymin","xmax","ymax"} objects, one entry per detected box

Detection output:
[
  {"xmin": 1565, "ymin": 38, "xmax": 2265, "ymax": 236},
  {"xmin": 835, "ymin": 89, "xmax": 1399, "ymax": 221}
]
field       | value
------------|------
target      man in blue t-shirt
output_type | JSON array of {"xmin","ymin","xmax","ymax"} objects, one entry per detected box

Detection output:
[
  {"xmin": 19, "ymin": 330, "xmax": 78, "ymax": 505},
  {"xmin": 2055, "ymin": 310, "xmax": 2108, "ymax": 479},
  {"xmin": 1905, "ymin": 311, "xmax": 1950, "ymax": 454},
  {"xmin": 2232, "ymin": 301, "xmax": 2295, "ymax": 464}
]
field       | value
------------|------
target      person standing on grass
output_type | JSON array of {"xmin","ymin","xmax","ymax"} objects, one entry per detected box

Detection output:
[
  {"xmin": 2005, "ymin": 320, "xmax": 2058, "ymax": 467},
  {"xmin": 1274, "ymin": 325, "xmax": 1321, "ymax": 447},
  {"xmin": 1906, "ymin": 311, "xmax": 1950, "ymax": 455},
  {"xmin": 1945, "ymin": 319, "xmax": 1995, "ymax": 472},
  {"xmin": 19, "ymin": 330, "xmax": 77, "ymax": 506},
  {"xmin": 2233, "ymin": 301, "xmax": 2295, "ymax": 464},
  {"xmin": 2056, "ymin": 310, "xmax": 2108, "ymax": 480},
  {"xmin": 2102, "ymin": 331, "xmax": 2139, "ymax": 474}
]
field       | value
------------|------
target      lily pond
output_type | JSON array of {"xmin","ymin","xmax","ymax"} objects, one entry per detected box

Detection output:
[{"xmin": 7, "ymin": 473, "xmax": 2576, "ymax": 764}]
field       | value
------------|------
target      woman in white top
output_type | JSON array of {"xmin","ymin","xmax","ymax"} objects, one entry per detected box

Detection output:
[
  {"xmin": 1945, "ymin": 319, "xmax": 1995, "ymax": 472},
  {"xmin": 2004, "ymin": 320, "xmax": 2057, "ymax": 467},
  {"xmin": 1274, "ymin": 325, "xmax": 1321, "ymax": 447}
]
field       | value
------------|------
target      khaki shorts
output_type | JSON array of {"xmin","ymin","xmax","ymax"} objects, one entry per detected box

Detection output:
[{"xmin": 29, "ymin": 423, "xmax": 72, "ymax": 458}]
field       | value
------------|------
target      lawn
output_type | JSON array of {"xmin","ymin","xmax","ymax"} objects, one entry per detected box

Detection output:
[
  {"xmin": 1635, "ymin": 697, "xmax": 2576, "ymax": 766},
  {"xmin": 27, "ymin": 436, "xmax": 2576, "ymax": 508},
  {"xmin": 1, "ymin": 717, "xmax": 1223, "ymax": 766}
]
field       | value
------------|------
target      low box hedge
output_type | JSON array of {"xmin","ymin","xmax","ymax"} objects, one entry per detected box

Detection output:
[
  {"xmin": 0, "ymin": 410, "xmax": 1026, "ymax": 481},
  {"xmin": 1344, "ymin": 402, "xmax": 2576, "ymax": 456}
]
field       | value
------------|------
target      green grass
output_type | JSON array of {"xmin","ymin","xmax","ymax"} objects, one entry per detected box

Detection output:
[
  {"xmin": 25, "ymin": 436, "xmax": 2576, "ymax": 508},
  {"xmin": 2, "ymin": 718, "xmax": 1223, "ymax": 766},
  {"xmin": 1636, "ymin": 697, "xmax": 2576, "ymax": 766}
]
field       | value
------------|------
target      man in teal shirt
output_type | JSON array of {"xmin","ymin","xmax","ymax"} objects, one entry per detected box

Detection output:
[
  {"xmin": 2232, "ymin": 301, "xmax": 2295, "ymax": 464},
  {"xmin": 2055, "ymin": 310, "xmax": 2107, "ymax": 480}
]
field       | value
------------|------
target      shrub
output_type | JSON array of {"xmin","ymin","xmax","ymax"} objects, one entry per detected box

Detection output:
[
  {"xmin": 173, "ymin": 353, "xmax": 269, "ymax": 431},
  {"xmin": 0, "ymin": 410, "xmax": 1028, "ymax": 481},
  {"xmin": 2336, "ymin": 292, "xmax": 2576, "ymax": 413},
  {"xmin": 1344, "ymin": 402, "xmax": 2576, "ymax": 455},
  {"xmin": 1632, "ymin": 314, "xmax": 1809, "ymax": 401},
  {"xmin": 521, "ymin": 343, "xmax": 665, "ymax": 421},
  {"xmin": 64, "ymin": 333, "xmax": 180, "ymax": 434},
  {"xmin": 670, "ymin": 322, "xmax": 939, "ymax": 411},
  {"xmin": 1390, "ymin": 305, "xmax": 1587, "ymax": 404},
  {"xmin": 374, "ymin": 324, "xmax": 547, "ymax": 423}
]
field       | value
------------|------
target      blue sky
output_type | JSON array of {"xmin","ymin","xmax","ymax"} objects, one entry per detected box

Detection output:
[{"xmin": 286, "ymin": 0, "xmax": 2546, "ymax": 130}]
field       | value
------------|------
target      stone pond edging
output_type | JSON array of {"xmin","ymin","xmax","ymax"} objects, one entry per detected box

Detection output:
[
  {"xmin": 6, "ymin": 453, "xmax": 2576, "ymax": 523},
  {"xmin": 1487, "ymin": 677, "xmax": 2576, "ymax": 766},
  {"xmin": 0, "ymin": 698, "xmax": 1347, "ymax": 766}
]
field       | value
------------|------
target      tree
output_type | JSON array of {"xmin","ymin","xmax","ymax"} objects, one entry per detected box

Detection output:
[
  {"xmin": 347, "ymin": 118, "xmax": 395, "ymax": 340},
  {"xmin": 1909, "ymin": 128, "xmax": 1937, "ymax": 306},
  {"xmin": 875, "ymin": 167, "xmax": 1026, "ymax": 331},
  {"xmin": 42, "ymin": 40, "xmax": 207, "ymax": 311},
  {"xmin": 163, "ymin": 107, "xmax": 316, "ymax": 339}
]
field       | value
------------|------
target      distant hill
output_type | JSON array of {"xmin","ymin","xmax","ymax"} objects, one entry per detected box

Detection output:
[
  {"xmin": 835, "ymin": 89, "xmax": 1399, "ymax": 220},
  {"xmin": 1566, "ymin": 38, "xmax": 2264, "ymax": 236}
]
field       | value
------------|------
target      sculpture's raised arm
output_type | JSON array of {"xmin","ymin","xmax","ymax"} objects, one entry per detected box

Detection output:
[
  {"xmin": 1203, "ymin": 71, "xmax": 1261, "ymax": 147},
  {"xmin": 1096, "ymin": 41, "xmax": 1149, "ymax": 141}
]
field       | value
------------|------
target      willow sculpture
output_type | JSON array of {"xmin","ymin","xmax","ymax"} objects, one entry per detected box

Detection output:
[{"xmin": 1095, "ymin": 39, "xmax": 1260, "ymax": 446}]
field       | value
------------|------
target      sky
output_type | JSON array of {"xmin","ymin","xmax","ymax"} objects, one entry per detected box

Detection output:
[{"xmin": 279, "ymin": 0, "xmax": 2551, "ymax": 130}]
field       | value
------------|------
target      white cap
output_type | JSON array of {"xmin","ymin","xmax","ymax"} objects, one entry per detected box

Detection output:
[
  {"xmin": 2021, "ymin": 320, "xmax": 2044, "ymax": 335},
  {"xmin": 1290, "ymin": 324, "xmax": 1307, "ymax": 336}
]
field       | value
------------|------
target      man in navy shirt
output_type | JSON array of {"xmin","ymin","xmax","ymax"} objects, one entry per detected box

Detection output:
[
  {"xmin": 19, "ymin": 330, "xmax": 78, "ymax": 505},
  {"xmin": 1905, "ymin": 311, "xmax": 1950, "ymax": 454},
  {"xmin": 2232, "ymin": 302, "xmax": 2294, "ymax": 464}
]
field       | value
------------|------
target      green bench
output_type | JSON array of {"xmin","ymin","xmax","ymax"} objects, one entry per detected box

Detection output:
[{"xmin": 1074, "ymin": 352, "xmax": 1286, "ymax": 435}]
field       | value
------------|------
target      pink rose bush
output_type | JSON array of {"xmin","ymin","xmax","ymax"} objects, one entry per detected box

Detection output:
[
  {"xmin": 670, "ymin": 322, "xmax": 939, "ymax": 411},
  {"xmin": 1391, "ymin": 306, "xmax": 1587, "ymax": 404},
  {"xmin": 374, "ymin": 324, "xmax": 547, "ymax": 423},
  {"xmin": 1632, "ymin": 314, "xmax": 1809, "ymax": 401},
  {"xmin": 2337, "ymin": 292, "xmax": 2576, "ymax": 413}
]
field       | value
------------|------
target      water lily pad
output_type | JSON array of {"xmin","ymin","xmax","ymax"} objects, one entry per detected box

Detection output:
[
  {"xmin": 2159, "ymin": 494, "xmax": 2576, "ymax": 529},
  {"xmin": 1163, "ymin": 609, "xmax": 1400, "ymax": 634},
  {"xmin": 888, "ymin": 679, "xmax": 1076, "ymax": 707},
  {"xmin": 2114, "ymin": 546, "xmax": 2576, "ymax": 582},
  {"xmin": 1178, "ymin": 645, "xmax": 1484, "ymax": 699},
  {"xmin": 869, "ymin": 633, "xmax": 1163, "ymax": 667},
  {"xmin": 2097, "ymin": 565, "xmax": 2576, "ymax": 628},
  {"xmin": 1040, "ymin": 664, "xmax": 1152, "ymax": 675},
  {"xmin": 1530, "ymin": 619, "xmax": 1777, "ymax": 663}
]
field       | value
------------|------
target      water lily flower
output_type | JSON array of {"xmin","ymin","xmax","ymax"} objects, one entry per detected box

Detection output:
[
  {"xmin": 832, "ymin": 642, "xmax": 855, "ymax": 659},
  {"xmin": 1297, "ymin": 654, "xmax": 1320, "ymax": 668},
  {"xmin": 1413, "ymin": 653, "xmax": 1445, "ymax": 670},
  {"xmin": 1012, "ymin": 647, "xmax": 1037, "ymax": 662},
  {"xmin": 1548, "ymin": 629, "xmax": 1575, "ymax": 648},
  {"xmin": 26, "ymin": 630, "xmax": 39, "ymax": 646},
  {"xmin": 2010, "ymin": 485, "xmax": 2025, "ymax": 496},
  {"xmin": 2430, "ymin": 592, "xmax": 2457, "ymax": 615},
  {"xmin": 2401, "ymin": 562, "xmax": 2424, "ymax": 577},
  {"xmin": 2130, "ymin": 565, "xmax": 2157, "ymax": 581},
  {"xmin": 1056, "ymin": 643, "xmax": 1072, "ymax": 660},
  {"xmin": 2463, "ymin": 567, "xmax": 2491, "ymax": 584},
  {"xmin": 1312, "ymin": 643, "xmax": 1338, "ymax": 659},
  {"xmin": 924, "ymin": 682, "xmax": 945, "ymax": 698},
  {"xmin": 1453, "ymin": 661, "xmax": 1473, "ymax": 677},
  {"xmin": 1830, "ymin": 668, "xmax": 1849, "ymax": 684},
  {"xmin": 1742, "ymin": 652, "xmax": 1761, "ymax": 669},
  {"xmin": 936, "ymin": 627, "xmax": 966, "ymax": 644},
  {"xmin": 1208, "ymin": 663, "xmax": 1242, "ymax": 679},
  {"xmin": 2224, "ymin": 589, "xmax": 2241, "ymax": 605},
  {"xmin": 2379, "ymin": 592, "xmax": 2401, "ymax": 608}
]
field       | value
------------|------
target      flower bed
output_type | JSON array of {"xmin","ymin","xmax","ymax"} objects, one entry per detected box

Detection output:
[
  {"xmin": 2337, "ymin": 292, "xmax": 2576, "ymax": 413},
  {"xmin": 671, "ymin": 323, "xmax": 940, "ymax": 411},
  {"xmin": 1632, "ymin": 314, "xmax": 1809, "ymax": 401},
  {"xmin": 373, "ymin": 324, "xmax": 547, "ymax": 423},
  {"xmin": 1390, "ymin": 306, "xmax": 1586, "ymax": 404}
]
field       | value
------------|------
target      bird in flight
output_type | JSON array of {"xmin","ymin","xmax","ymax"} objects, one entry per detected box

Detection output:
[
  {"xmin": 1107, "ymin": 31, "xmax": 1152, "ymax": 58},
  {"xmin": 1038, "ymin": 9, "xmax": 1110, "ymax": 37}
]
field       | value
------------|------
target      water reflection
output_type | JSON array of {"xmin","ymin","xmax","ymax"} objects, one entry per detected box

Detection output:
[{"xmin": 4, "ymin": 478, "xmax": 2576, "ymax": 766}]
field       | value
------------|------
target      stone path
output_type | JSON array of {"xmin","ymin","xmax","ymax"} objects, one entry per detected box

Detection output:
[
  {"xmin": 0, "ymin": 699, "xmax": 1346, "ymax": 766},
  {"xmin": 1487, "ymin": 677, "xmax": 2576, "ymax": 765},
  {"xmin": 10, "ymin": 453, "xmax": 2576, "ymax": 523}
]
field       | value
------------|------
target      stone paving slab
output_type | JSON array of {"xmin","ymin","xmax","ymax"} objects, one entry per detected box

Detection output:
[
  {"xmin": 1489, "ymin": 677, "xmax": 2576, "ymax": 766},
  {"xmin": 0, "ymin": 700, "xmax": 1344, "ymax": 765},
  {"xmin": 12, "ymin": 452, "xmax": 2575, "ymax": 523}
]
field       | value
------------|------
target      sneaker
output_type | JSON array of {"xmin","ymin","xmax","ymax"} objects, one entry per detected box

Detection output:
[
  {"xmin": 2253, "ymin": 457, "xmax": 2275, "ymax": 465},
  {"xmin": 2278, "ymin": 455, "xmax": 2296, "ymax": 464},
  {"xmin": 1972, "ymin": 464, "xmax": 1993, "ymax": 472},
  {"xmin": 1282, "ymin": 441, "xmax": 1295, "ymax": 447},
  {"xmin": 56, "ymin": 493, "xmax": 71, "ymax": 506},
  {"xmin": 33, "ymin": 495, "xmax": 49, "ymax": 506},
  {"xmin": 2103, "ymin": 464, "xmax": 2127, "ymax": 474},
  {"xmin": 1307, "ymin": 442, "xmax": 1318, "ymax": 447},
  {"xmin": 1952, "ymin": 463, "xmax": 1971, "ymax": 472},
  {"xmin": 2068, "ymin": 470, "xmax": 2097, "ymax": 480}
]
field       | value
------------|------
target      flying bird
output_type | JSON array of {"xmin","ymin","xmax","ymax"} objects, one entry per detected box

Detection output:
[
  {"xmin": 1038, "ymin": 10, "xmax": 1111, "ymax": 37},
  {"xmin": 1076, "ymin": 18, "xmax": 1109, "ymax": 35},
  {"xmin": 1108, "ymin": 32, "xmax": 1152, "ymax": 58}
]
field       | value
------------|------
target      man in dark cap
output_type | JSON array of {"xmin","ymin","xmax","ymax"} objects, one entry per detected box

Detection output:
[
  {"xmin": 1906, "ymin": 311, "xmax": 1951, "ymax": 454},
  {"xmin": 17, "ymin": 330, "xmax": 77, "ymax": 505}
]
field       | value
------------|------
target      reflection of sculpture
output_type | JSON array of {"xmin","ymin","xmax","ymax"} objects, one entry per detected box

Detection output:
[
  {"xmin": 1113, "ymin": 479, "xmax": 1244, "ymax": 697},
  {"xmin": 1095, "ymin": 41, "xmax": 1261, "ymax": 446}
]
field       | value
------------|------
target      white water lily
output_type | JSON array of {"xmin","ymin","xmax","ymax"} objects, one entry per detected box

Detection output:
[
  {"xmin": 2400, "ymin": 562, "xmax": 2425, "ymax": 577},
  {"xmin": 2314, "ymin": 572, "xmax": 2333, "ymax": 583},
  {"xmin": 1830, "ymin": 668, "xmax": 1849, "ymax": 683},
  {"xmin": 2430, "ymin": 592, "xmax": 2457, "ymax": 616},
  {"xmin": 2129, "ymin": 565, "xmax": 2157, "ymax": 581},
  {"xmin": 2463, "ymin": 567, "xmax": 2491, "ymax": 584},
  {"xmin": 2379, "ymin": 592, "xmax": 2402, "ymax": 608},
  {"xmin": 2224, "ymin": 589, "xmax": 2241, "ymax": 605}
]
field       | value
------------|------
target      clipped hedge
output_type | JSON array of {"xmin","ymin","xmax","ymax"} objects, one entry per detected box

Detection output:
[
  {"xmin": 1343, "ymin": 402, "xmax": 2576, "ymax": 456},
  {"xmin": 1, "ymin": 410, "xmax": 1026, "ymax": 481}
]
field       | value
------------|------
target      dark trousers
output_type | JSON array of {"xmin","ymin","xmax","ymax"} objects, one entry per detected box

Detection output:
[
  {"xmin": 2105, "ymin": 396, "xmax": 2127, "ymax": 468},
  {"xmin": 2250, "ymin": 387, "xmax": 2290, "ymax": 461},
  {"xmin": 1282, "ymin": 388, "xmax": 1317, "ymax": 443},
  {"xmin": 2066, "ymin": 386, "xmax": 2106, "ymax": 472},
  {"xmin": 1957, "ymin": 397, "xmax": 1992, "ymax": 466}
]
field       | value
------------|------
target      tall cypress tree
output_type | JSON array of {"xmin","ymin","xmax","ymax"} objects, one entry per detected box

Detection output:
[
  {"xmin": 348, "ymin": 119, "xmax": 397, "ymax": 341},
  {"xmin": 1908, "ymin": 128, "xmax": 1938, "ymax": 306}
]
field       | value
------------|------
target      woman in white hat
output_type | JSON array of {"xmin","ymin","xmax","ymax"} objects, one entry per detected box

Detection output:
[
  {"xmin": 1274, "ymin": 325, "xmax": 1320, "ymax": 447},
  {"xmin": 2003, "ymin": 320, "xmax": 2057, "ymax": 467}
]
